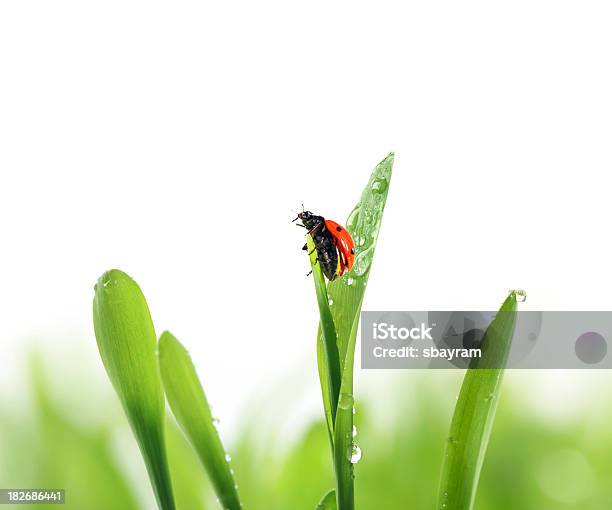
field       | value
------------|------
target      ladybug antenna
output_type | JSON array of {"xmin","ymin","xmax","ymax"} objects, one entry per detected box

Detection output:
[
  {"xmin": 291, "ymin": 202, "xmax": 305, "ymax": 222},
  {"xmin": 291, "ymin": 204, "xmax": 300, "ymax": 222}
]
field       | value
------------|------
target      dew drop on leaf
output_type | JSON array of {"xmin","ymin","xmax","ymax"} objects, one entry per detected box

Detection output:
[
  {"xmin": 346, "ymin": 204, "xmax": 361, "ymax": 229},
  {"xmin": 513, "ymin": 289, "xmax": 527, "ymax": 302},
  {"xmin": 349, "ymin": 443, "xmax": 362, "ymax": 464},
  {"xmin": 371, "ymin": 178, "xmax": 388, "ymax": 194},
  {"xmin": 352, "ymin": 248, "xmax": 373, "ymax": 277},
  {"xmin": 338, "ymin": 392, "xmax": 354, "ymax": 410}
]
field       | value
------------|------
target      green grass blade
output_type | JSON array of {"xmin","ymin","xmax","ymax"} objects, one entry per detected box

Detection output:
[
  {"xmin": 158, "ymin": 331, "xmax": 242, "ymax": 510},
  {"xmin": 316, "ymin": 489, "xmax": 337, "ymax": 509},
  {"xmin": 333, "ymin": 390, "xmax": 356, "ymax": 510},
  {"xmin": 307, "ymin": 234, "xmax": 341, "ymax": 433},
  {"xmin": 93, "ymin": 269, "xmax": 176, "ymax": 510},
  {"xmin": 332, "ymin": 315, "xmax": 361, "ymax": 510},
  {"xmin": 313, "ymin": 153, "xmax": 394, "ymax": 510},
  {"xmin": 326, "ymin": 152, "xmax": 394, "ymax": 370},
  {"xmin": 437, "ymin": 290, "xmax": 523, "ymax": 510},
  {"xmin": 313, "ymin": 153, "xmax": 394, "ymax": 437},
  {"xmin": 316, "ymin": 154, "xmax": 394, "ymax": 437}
]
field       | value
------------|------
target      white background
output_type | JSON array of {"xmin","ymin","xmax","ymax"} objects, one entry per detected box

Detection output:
[{"xmin": 1, "ymin": 1, "xmax": 612, "ymax": 436}]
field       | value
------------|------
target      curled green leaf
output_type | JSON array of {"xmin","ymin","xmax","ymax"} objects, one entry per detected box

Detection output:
[{"xmin": 93, "ymin": 269, "xmax": 175, "ymax": 510}]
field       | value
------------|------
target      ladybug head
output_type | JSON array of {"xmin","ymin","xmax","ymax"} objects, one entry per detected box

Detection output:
[
  {"xmin": 298, "ymin": 210, "xmax": 312, "ymax": 221},
  {"xmin": 295, "ymin": 210, "xmax": 323, "ymax": 230}
]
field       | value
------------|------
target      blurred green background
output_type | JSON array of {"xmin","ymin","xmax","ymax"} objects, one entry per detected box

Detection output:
[{"xmin": 1, "ymin": 342, "xmax": 611, "ymax": 510}]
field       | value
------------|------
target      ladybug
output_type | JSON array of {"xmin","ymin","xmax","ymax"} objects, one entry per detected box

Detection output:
[{"xmin": 294, "ymin": 209, "xmax": 355, "ymax": 281}]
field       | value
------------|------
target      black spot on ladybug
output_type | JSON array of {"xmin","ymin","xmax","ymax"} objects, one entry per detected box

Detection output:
[
  {"xmin": 336, "ymin": 226, "xmax": 342, "ymax": 232},
  {"xmin": 350, "ymin": 247, "xmax": 355, "ymax": 254}
]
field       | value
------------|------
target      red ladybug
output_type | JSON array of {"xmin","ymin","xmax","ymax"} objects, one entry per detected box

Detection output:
[{"xmin": 294, "ymin": 209, "xmax": 355, "ymax": 280}]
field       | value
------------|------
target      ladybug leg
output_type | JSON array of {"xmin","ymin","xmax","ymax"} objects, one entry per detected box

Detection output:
[
  {"xmin": 295, "ymin": 223, "xmax": 305, "ymax": 228},
  {"xmin": 302, "ymin": 244, "xmax": 316, "ymax": 255},
  {"xmin": 306, "ymin": 257, "xmax": 319, "ymax": 276}
]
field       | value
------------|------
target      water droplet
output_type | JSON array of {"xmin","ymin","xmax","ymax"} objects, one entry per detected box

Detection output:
[
  {"xmin": 352, "ymin": 406, "xmax": 356, "ymax": 415},
  {"xmin": 225, "ymin": 453, "xmax": 232, "ymax": 462},
  {"xmin": 352, "ymin": 425, "xmax": 358, "ymax": 438},
  {"xmin": 371, "ymin": 178, "xmax": 388, "ymax": 194},
  {"xmin": 328, "ymin": 297, "xmax": 334, "ymax": 306},
  {"xmin": 349, "ymin": 443, "xmax": 362, "ymax": 464},
  {"xmin": 448, "ymin": 436, "xmax": 459, "ymax": 445},
  {"xmin": 212, "ymin": 417, "xmax": 220, "ymax": 426},
  {"xmin": 356, "ymin": 235, "xmax": 366, "ymax": 247},
  {"xmin": 353, "ymin": 247, "xmax": 373, "ymax": 277},
  {"xmin": 346, "ymin": 276, "xmax": 355, "ymax": 286},
  {"xmin": 346, "ymin": 205, "xmax": 361, "ymax": 229},
  {"xmin": 338, "ymin": 393, "xmax": 354, "ymax": 410},
  {"xmin": 485, "ymin": 393, "xmax": 495, "ymax": 402},
  {"xmin": 513, "ymin": 289, "xmax": 527, "ymax": 302}
]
